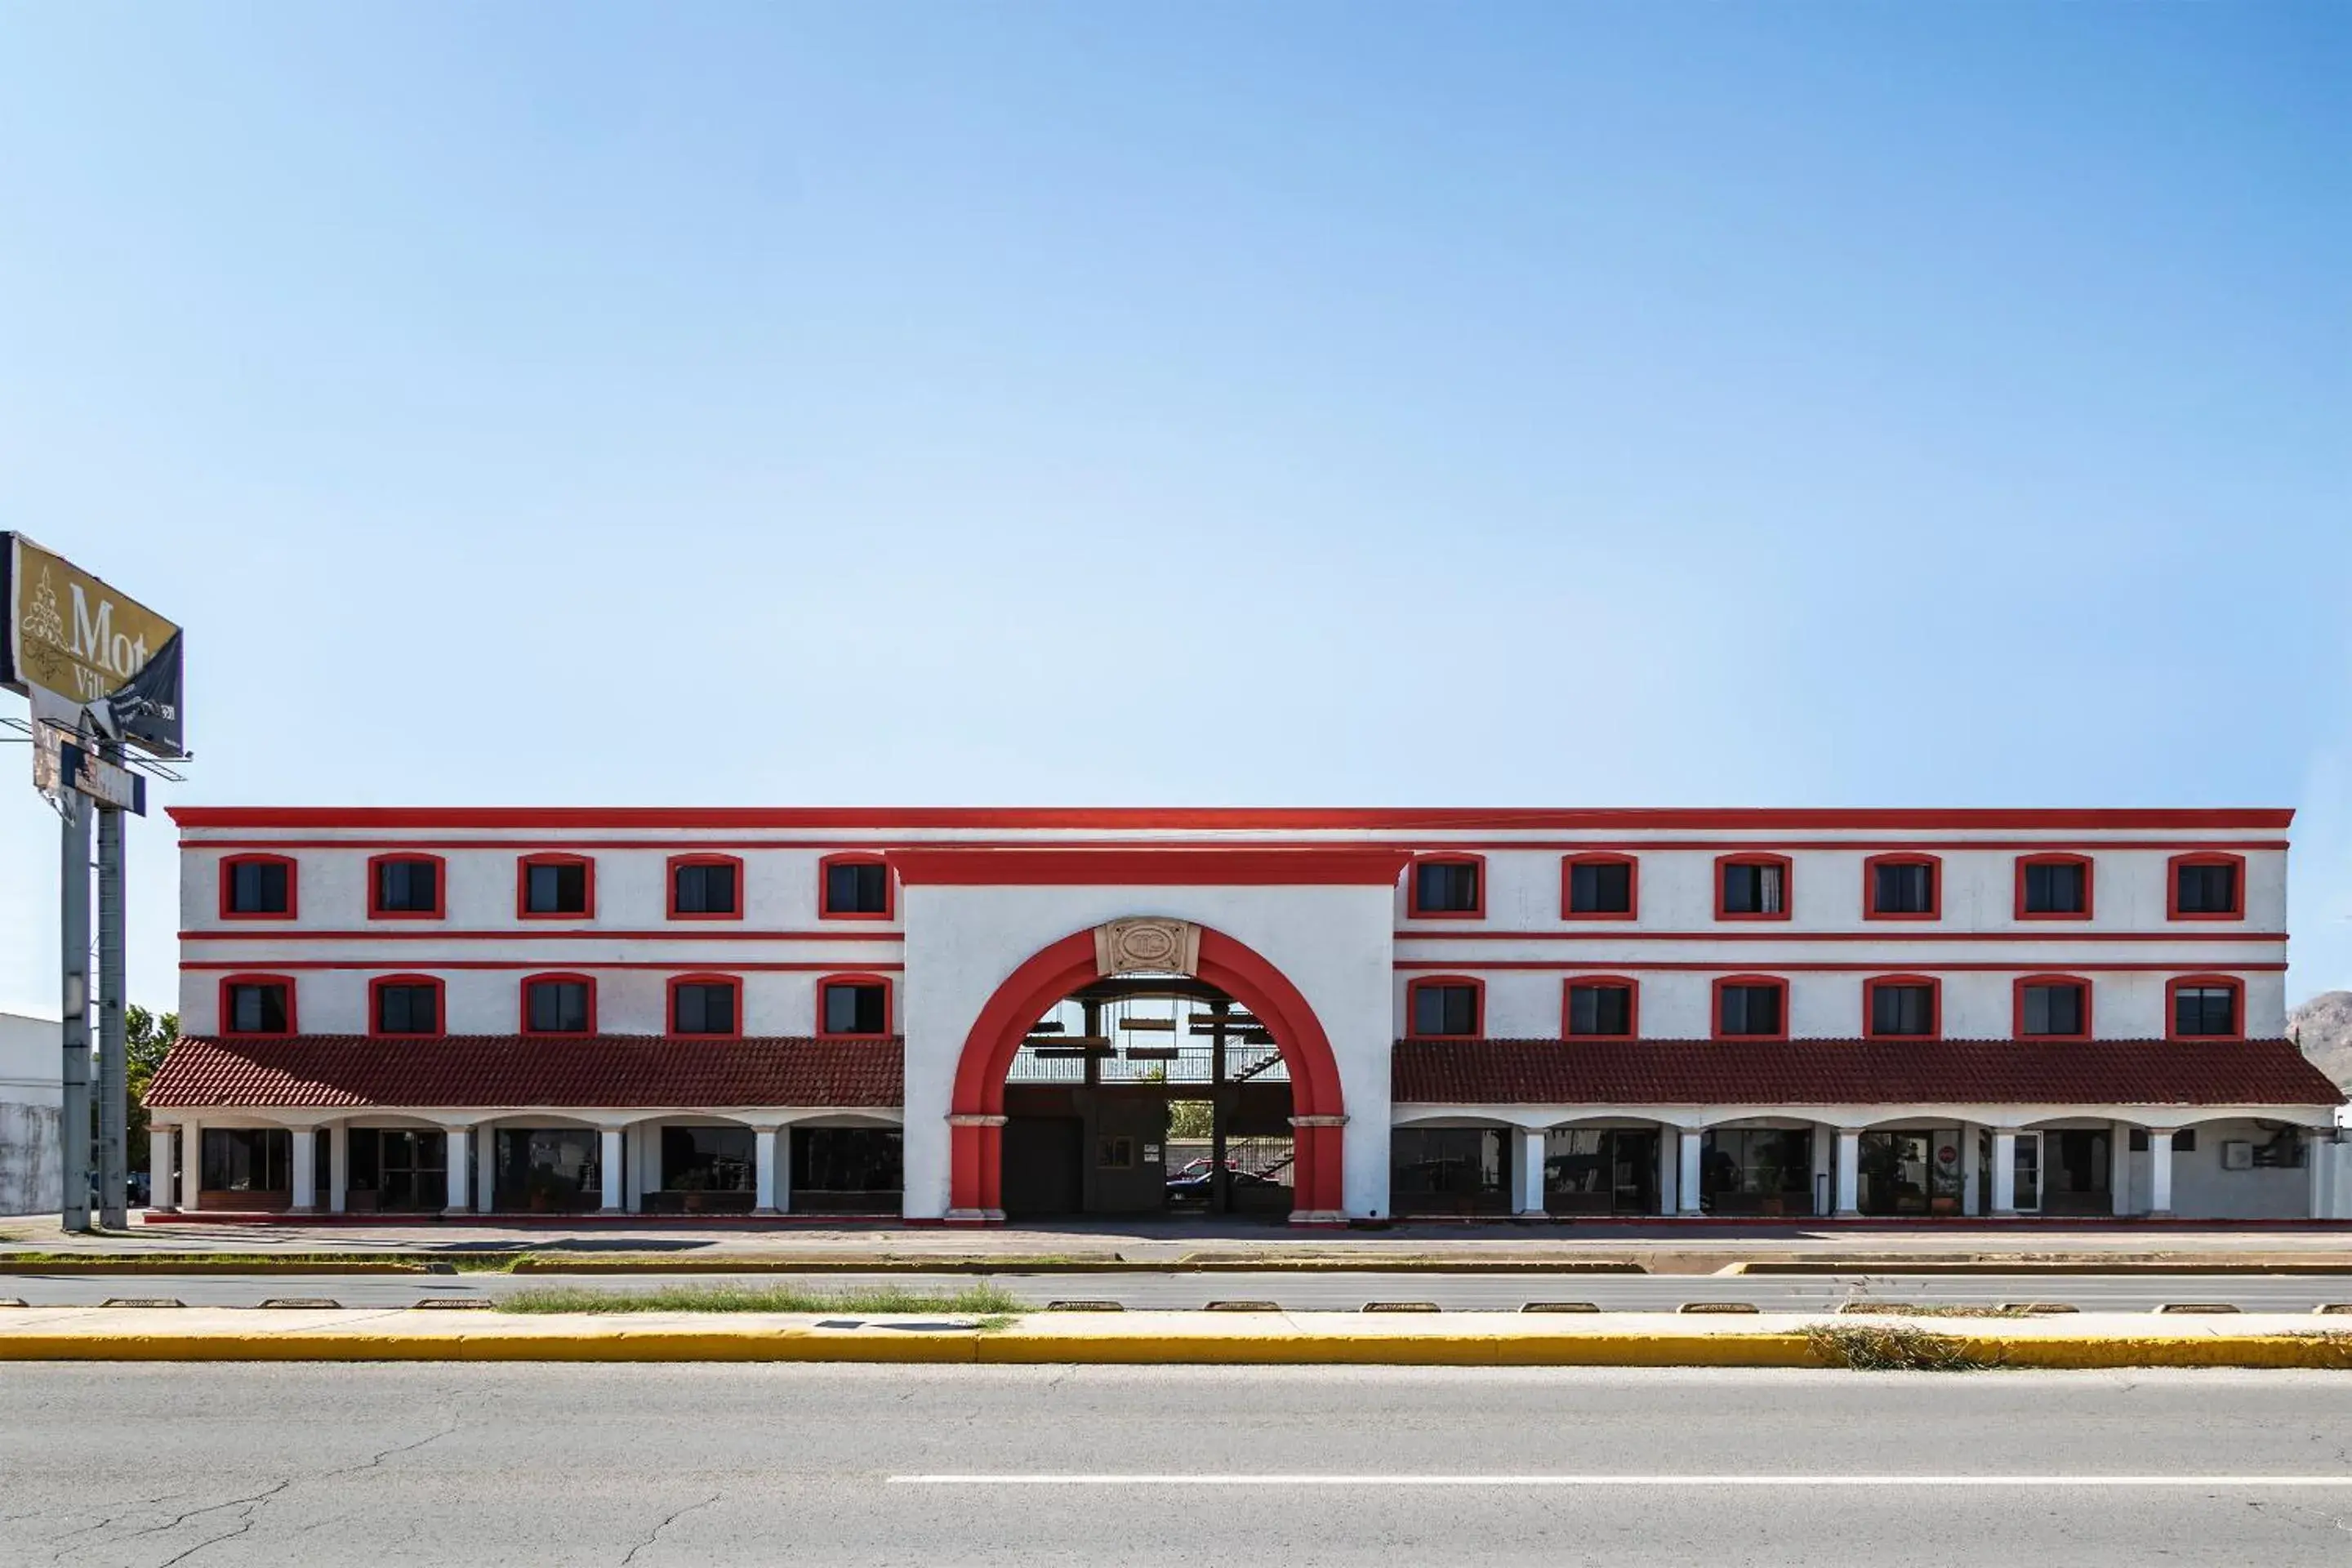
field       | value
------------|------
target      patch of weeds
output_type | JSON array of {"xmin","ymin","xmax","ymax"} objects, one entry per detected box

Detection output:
[
  {"xmin": 1837, "ymin": 1300, "xmax": 2033, "ymax": 1319},
  {"xmin": 496, "ymin": 1281, "xmax": 1024, "ymax": 1316},
  {"xmin": 1804, "ymin": 1323, "xmax": 1990, "ymax": 1372}
]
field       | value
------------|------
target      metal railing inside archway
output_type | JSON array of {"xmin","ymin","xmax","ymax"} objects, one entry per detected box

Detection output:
[{"xmin": 1006, "ymin": 973, "xmax": 1290, "ymax": 1087}]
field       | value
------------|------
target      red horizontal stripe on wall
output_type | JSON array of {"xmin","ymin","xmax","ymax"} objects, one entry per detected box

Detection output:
[
  {"xmin": 1396, "ymin": 929, "xmax": 2284, "ymax": 943},
  {"xmin": 180, "ymin": 929, "xmax": 902, "ymax": 942},
  {"xmin": 1391, "ymin": 959, "xmax": 2289, "ymax": 973},
  {"xmin": 180, "ymin": 960, "xmax": 903, "ymax": 972}
]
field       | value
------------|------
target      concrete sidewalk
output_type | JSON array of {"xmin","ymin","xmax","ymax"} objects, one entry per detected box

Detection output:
[{"xmin": 3, "ymin": 1305, "xmax": 2350, "ymax": 1367}]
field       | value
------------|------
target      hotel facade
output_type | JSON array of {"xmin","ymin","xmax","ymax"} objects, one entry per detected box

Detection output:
[{"xmin": 147, "ymin": 807, "xmax": 2345, "ymax": 1225}]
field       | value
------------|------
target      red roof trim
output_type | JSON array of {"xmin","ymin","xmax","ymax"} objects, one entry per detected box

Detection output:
[
  {"xmin": 885, "ymin": 847, "xmax": 1414, "ymax": 886},
  {"xmin": 167, "ymin": 806, "xmax": 2297, "ymax": 831}
]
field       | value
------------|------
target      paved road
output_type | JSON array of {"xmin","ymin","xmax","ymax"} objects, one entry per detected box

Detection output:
[
  {"xmin": 3, "ymin": 1364, "xmax": 2350, "ymax": 1565},
  {"xmin": 6, "ymin": 1267, "xmax": 2352, "ymax": 1312}
]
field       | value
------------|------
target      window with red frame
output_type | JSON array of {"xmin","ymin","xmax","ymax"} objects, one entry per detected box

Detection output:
[
  {"xmin": 372, "ymin": 978, "xmax": 442, "ymax": 1036},
  {"xmin": 523, "ymin": 975, "xmax": 593, "ymax": 1035},
  {"xmin": 1408, "ymin": 980, "xmax": 1481, "ymax": 1038},
  {"xmin": 371, "ymin": 856, "xmax": 442, "ymax": 917},
  {"xmin": 1867, "ymin": 857, "xmax": 1939, "ymax": 918},
  {"xmin": 1716, "ymin": 979, "xmax": 1784, "ymax": 1038},
  {"xmin": 519, "ymin": 857, "xmax": 592, "ymax": 917},
  {"xmin": 221, "ymin": 856, "xmax": 294, "ymax": 917},
  {"xmin": 2172, "ymin": 857, "xmax": 2242, "ymax": 919},
  {"xmin": 2018, "ymin": 978, "xmax": 2089, "ymax": 1039},
  {"xmin": 821, "ymin": 978, "xmax": 889, "ymax": 1036},
  {"xmin": 2017, "ymin": 856, "xmax": 2091, "ymax": 918},
  {"xmin": 1865, "ymin": 978, "xmax": 1937, "ymax": 1037},
  {"xmin": 670, "ymin": 858, "xmax": 739, "ymax": 918},
  {"xmin": 224, "ymin": 978, "xmax": 293, "ymax": 1035},
  {"xmin": 1410, "ymin": 858, "xmax": 1483, "ymax": 917},
  {"xmin": 822, "ymin": 858, "xmax": 892, "ymax": 918},
  {"xmin": 1565, "ymin": 980, "xmax": 1635, "ymax": 1037},
  {"xmin": 670, "ymin": 978, "xmax": 738, "ymax": 1036},
  {"xmin": 2172, "ymin": 981, "xmax": 2239, "ymax": 1038},
  {"xmin": 1718, "ymin": 858, "xmax": 1788, "ymax": 918},
  {"xmin": 1563, "ymin": 855, "xmax": 1637, "ymax": 917}
]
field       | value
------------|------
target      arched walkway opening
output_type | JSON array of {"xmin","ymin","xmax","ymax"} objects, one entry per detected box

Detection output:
[{"xmin": 949, "ymin": 924, "xmax": 1347, "ymax": 1222}]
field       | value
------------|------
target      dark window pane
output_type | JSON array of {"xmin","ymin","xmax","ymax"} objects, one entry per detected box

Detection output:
[
  {"xmin": 672, "ymin": 982, "xmax": 736, "ymax": 1035},
  {"xmin": 1570, "ymin": 861, "xmax": 1633, "ymax": 914},
  {"xmin": 227, "ymin": 861, "xmax": 290, "ymax": 914},
  {"xmin": 1411, "ymin": 983, "xmax": 1477, "ymax": 1036},
  {"xmin": 1873, "ymin": 862, "xmax": 1934, "ymax": 915},
  {"xmin": 825, "ymin": 862, "xmax": 889, "ymax": 915},
  {"xmin": 229, "ymin": 983, "xmax": 288, "ymax": 1034},
  {"xmin": 2174, "ymin": 986, "xmax": 2236, "ymax": 1036},
  {"xmin": 526, "ymin": 862, "xmax": 589, "ymax": 915},
  {"xmin": 375, "ymin": 983, "xmax": 438, "ymax": 1035},
  {"xmin": 675, "ymin": 862, "xmax": 737, "ymax": 915},
  {"xmin": 376, "ymin": 858, "xmax": 439, "ymax": 914},
  {"xmin": 791, "ymin": 1128, "xmax": 904, "ymax": 1195},
  {"xmin": 1720, "ymin": 984, "xmax": 1781, "ymax": 1036},
  {"xmin": 1871, "ymin": 983, "xmax": 1934, "ymax": 1036},
  {"xmin": 528, "ymin": 980, "xmax": 589, "ymax": 1033},
  {"xmin": 660, "ymin": 1126, "xmax": 755, "ymax": 1192},
  {"xmin": 2176, "ymin": 863, "xmax": 2238, "ymax": 915},
  {"xmin": 1722, "ymin": 862, "xmax": 1784, "ymax": 915},
  {"xmin": 2023, "ymin": 982, "xmax": 2083, "ymax": 1036},
  {"xmin": 1414, "ymin": 862, "xmax": 1480, "ymax": 914},
  {"xmin": 2024, "ymin": 861, "xmax": 2085, "ymax": 914},
  {"xmin": 825, "ymin": 982, "xmax": 887, "ymax": 1036},
  {"xmin": 1568, "ymin": 984, "xmax": 1632, "ymax": 1036},
  {"xmin": 201, "ymin": 1128, "xmax": 292, "ymax": 1192}
]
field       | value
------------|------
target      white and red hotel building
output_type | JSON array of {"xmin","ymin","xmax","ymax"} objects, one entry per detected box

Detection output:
[{"xmin": 146, "ymin": 807, "xmax": 2346, "ymax": 1225}]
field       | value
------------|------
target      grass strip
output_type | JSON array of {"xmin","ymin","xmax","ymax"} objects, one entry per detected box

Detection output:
[
  {"xmin": 495, "ymin": 1281, "xmax": 1023, "ymax": 1318},
  {"xmin": 1803, "ymin": 1323, "xmax": 1990, "ymax": 1372},
  {"xmin": 1835, "ymin": 1301, "xmax": 2038, "ymax": 1318}
]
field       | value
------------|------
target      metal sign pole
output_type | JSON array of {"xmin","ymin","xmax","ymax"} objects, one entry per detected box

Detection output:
[
  {"xmin": 96, "ymin": 766, "xmax": 127, "ymax": 1229},
  {"xmin": 60, "ymin": 794, "xmax": 91, "ymax": 1233}
]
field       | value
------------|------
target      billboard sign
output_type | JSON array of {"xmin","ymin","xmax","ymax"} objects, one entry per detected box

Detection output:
[{"xmin": 0, "ymin": 532, "xmax": 184, "ymax": 758}]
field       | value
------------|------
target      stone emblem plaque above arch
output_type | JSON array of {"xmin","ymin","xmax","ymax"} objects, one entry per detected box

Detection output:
[{"xmin": 1093, "ymin": 918, "xmax": 1201, "ymax": 978}]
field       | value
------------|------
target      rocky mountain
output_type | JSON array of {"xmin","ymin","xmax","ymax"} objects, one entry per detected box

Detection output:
[{"xmin": 2290, "ymin": 991, "xmax": 2352, "ymax": 1090}]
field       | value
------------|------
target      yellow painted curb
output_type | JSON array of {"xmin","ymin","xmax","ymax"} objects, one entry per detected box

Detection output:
[{"xmin": 2, "ymin": 1327, "xmax": 2348, "ymax": 1368}]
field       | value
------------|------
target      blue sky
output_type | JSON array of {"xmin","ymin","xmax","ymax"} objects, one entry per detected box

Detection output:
[{"xmin": 0, "ymin": 2, "xmax": 2345, "ymax": 1013}]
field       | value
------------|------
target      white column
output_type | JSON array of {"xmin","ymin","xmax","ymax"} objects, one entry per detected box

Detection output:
[
  {"xmin": 754, "ymin": 1127, "xmax": 780, "ymax": 1214},
  {"xmin": 149, "ymin": 1126, "xmax": 176, "ymax": 1213},
  {"xmin": 2110, "ymin": 1122, "xmax": 2132, "ymax": 1217},
  {"xmin": 1833, "ymin": 1129, "xmax": 1860, "ymax": 1218},
  {"xmin": 476, "ymin": 1125, "xmax": 498, "ymax": 1213},
  {"xmin": 1991, "ymin": 1130, "xmax": 2018, "ymax": 1216},
  {"xmin": 2148, "ymin": 1129, "xmax": 2175, "ymax": 1218},
  {"xmin": 289, "ymin": 1124, "xmax": 318, "ymax": 1213},
  {"xmin": 180, "ymin": 1119, "xmax": 203, "ymax": 1210},
  {"xmin": 1516, "ymin": 1127, "xmax": 1548, "ymax": 1217},
  {"xmin": 599, "ymin": 1127, "xmax": 625, "ymax": 1214},
  {"xmin": 443, "ymin": 1124, "xmax": 472, "ymax": 1214},
  {"xmin": 1677, "ymin": 1129, "xmax": 1704, "ymax": 1215},
  {"xmin": 327, "ymin": 1123, "xmax": 349, "ymax": 1214},
  {"xmin": 1655, "ymin": 1129, "xmax": 1677, "ymax": 1216}
]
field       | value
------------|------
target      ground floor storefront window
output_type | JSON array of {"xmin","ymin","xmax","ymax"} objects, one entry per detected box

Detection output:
[
  {"xmin": 651, "ymin": 1126, "xmax": 756, "ymax": 1214},
  {"xmin": 2040, "ymin": 1128, "xmax": 2112, "ymax": 1217},
  {"xmin": 1543, "ymin": 1128, "xmax": 1657, "ymax": 1214},
  {"xmin": 1859, "ymin": 1129, "xmax": 1968, "ymax": 1216},
  {"xmin": 346, "ymin": 1128, "xmax": 447, "ymax": 1213},
  {"xmin": 494, "ymin": 1128, "xmax": 605, "ymax": 1213},
  {"xmin": 1390, "ymin": 1128, "xmax": 1511, "ymax": 1216},
  {"xmin": 791, "ymin": 1127, "xmax": 902, "ymax": 1214},
  {"xmin": 1703, "ymin": 1128, "xmax": 1815, "ymax": 1217},
  {"xmin": 200, "ymin": 1129, "xmax": 292, "ymax": 1205}
]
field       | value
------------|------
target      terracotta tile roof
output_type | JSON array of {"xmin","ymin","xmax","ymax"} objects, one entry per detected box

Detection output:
[
  {"xmin": 1391, "ymin": 1038, "xmax": 2345, "ymax": 1108},
  {"xmin": 148, "ymin": 1036, "xmax": 903, "ymax": 1110}
]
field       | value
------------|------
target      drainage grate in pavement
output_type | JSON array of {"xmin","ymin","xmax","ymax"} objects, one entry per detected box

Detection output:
[
  {"xmin": 0, "ymin": 1298, "xmax": 25, "ymax": 1308},
  {"xmin": 1045, "ymin": 1300, "xmax": 1125, "ymax": 1312},
  {"xmin": 1678, "ymin": 1302, "xmax": 1759, "ymax": 1314},
  {"xmin": 2319, "ymin": 1304, "xmax": 2352, "ymax": 1316},
  {"xmin": 412, "ymin": 1298, "xmax": 494, "ymax": 1310},
  {"xmin": 1202, "ymin": 1301, "xmax": 1281, "ymax": 1312},
  {"xmin": 1361, "ymin": 1302, "xmax": 1440, "ymax": 1313},
  {"xmin": 1521, "ymin": 1302, "xmax": 1600, "ymax": 1313},
  {"xmin": 258, "ymin": 1298, "xmax": 345, "ymax": 1310},
  {"xmin": 2002, "ymin": 1303, "xmax": 2080, "ymax": 1315},
  {"xmin": 100, "ymin": 1298, "xmax": 185, "ymax": 1308},
  {"xmin": 2157, "ymin": 1303, "xmax": 2241, "ymax": 1314}
]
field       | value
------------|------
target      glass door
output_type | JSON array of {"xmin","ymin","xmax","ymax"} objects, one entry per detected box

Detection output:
[{"xmin": 2012, "ymin": 1132, "xmax": 2042, "ymax": 1214}]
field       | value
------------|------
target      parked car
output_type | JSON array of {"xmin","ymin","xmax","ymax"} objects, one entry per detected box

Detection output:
[{"xmin": 1165, "ymin": 1165, "xmax": 1286, "ymax": 1208}]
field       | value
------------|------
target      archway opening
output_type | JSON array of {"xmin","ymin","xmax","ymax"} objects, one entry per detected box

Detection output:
[{"xmin": 948, "ymin": 924, "xmax": 1347, "ymax": 1221}]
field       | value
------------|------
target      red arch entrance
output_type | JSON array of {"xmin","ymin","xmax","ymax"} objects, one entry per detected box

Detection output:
[{"xmin": 948, "ymin": 925, "xmax": 1348, "ymax": 1220}]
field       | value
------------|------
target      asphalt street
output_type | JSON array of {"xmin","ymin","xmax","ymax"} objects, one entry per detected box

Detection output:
[
  {"xmin": 5, "ymin": 1364, "xmax": 2351, "ymax": 1566},
  {"xmin": 5, "ymin": 1267, "xmax": 2351, "ymax": 1311}
]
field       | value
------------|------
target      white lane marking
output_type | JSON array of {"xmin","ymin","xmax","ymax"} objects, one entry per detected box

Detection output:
[{"xmin": 889, "ymin": 1474, "xmax": 2352, "ymax": 1487}]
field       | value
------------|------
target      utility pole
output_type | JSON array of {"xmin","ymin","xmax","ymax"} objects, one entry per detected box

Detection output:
[
  {"xmin": 95, "ymin": 742, "xmax": 128, "ymax": 1228},
  {"xmin": 60, "ymin": 793, "xmax": 91, "ymax": 1232}
]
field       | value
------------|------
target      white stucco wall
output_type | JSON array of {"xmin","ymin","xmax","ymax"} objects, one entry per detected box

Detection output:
[
  {"xmin": 899, "ymin": 882, "xmax": 1396, "ymax": 1218},
  {"xmin": 0, "ymin": 1013, "xmax": 62, "ymax": 1216}
]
